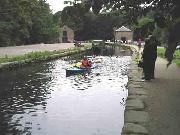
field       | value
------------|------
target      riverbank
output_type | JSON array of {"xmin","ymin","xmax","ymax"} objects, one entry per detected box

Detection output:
[
  {"xmin": 0, "ymin": 44, "xmax": 91, "ymax": 71},
  {"xmin": 122, "ymin": 46, "xmax": 149, "ymax": 135}
]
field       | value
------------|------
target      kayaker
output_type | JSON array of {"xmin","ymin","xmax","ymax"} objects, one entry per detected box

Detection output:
[{"xmin": 81, "ymin": 56, "xmax": 92, "ymax": 68}]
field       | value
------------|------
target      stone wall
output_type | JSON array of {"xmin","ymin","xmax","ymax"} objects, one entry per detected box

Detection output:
[{"xmin": 121, "ymin": 47, "xmax": 149, "ymax": 135}]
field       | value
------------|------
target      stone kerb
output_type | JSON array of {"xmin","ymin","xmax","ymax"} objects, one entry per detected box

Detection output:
[{"xmin": 121, "ymin": 45, "xmax": 149, "ymax": 135}]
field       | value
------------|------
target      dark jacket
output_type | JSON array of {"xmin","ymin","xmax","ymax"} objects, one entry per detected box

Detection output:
[{"xmin": 142, "ymin": 36, "xmax": 158, "ymax": 62}]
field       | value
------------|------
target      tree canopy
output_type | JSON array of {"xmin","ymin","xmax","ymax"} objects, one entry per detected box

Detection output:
[
  {"xmin": 61, "ymin": 1, "xmax": 128, "ymax": 41},
  {"xmin": 85, "ymin": 0, "xmax": 180, "ymax": 63},
  {"xmin": 2, "ymin": 0, "xmax": 178, "ymax": 63},
  {"xmin": 0, "ymin": 0, "xmax": 60, "ymax": 46}
]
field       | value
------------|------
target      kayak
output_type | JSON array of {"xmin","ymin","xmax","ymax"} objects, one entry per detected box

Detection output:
[{"xmin": 66, "ymin": 63, "xmax": 97, "ymax": 77}]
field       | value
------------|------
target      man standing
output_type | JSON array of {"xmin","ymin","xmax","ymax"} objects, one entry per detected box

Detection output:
[
  {"xmin": 141, "ymin": 35, "xmax": 159, "ymax": 81},
  {"xmin": 138, "ymin": 38, "xmax": 142, "ymax": 52},
  {"xmin": 149, "ymin": 35, "xmax": 159, "ymax": 79}
]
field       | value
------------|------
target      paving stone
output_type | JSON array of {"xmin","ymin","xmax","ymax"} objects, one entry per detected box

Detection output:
[
  {"xmin": 126, "ymin": 99, "xmax": 144, "ymax": 111},
  {"xmin": 132, "ymin": 79, "xmax": 143, "ymax": 82},
  {"xmin": 127, "ymin": 95, "xmax": 148, "ymax": 100},
  {"xmin": 129, "ymin": 88, "xmax": 147, "ymax": 96},
  {"xmin": 129, "ymin": 78, "xmax": 142, "ymax": 82},
  {"xmin": 125, "ymin": 111, "xmax": 149, "ymax": 124},
  {"xmin": 130, "ymin": 76, "xmax": 140, "ymax": 80},
  {"xmin": 130, "ymin": 72, "xmax": 139, "ymax": 75},
  {"xmin": 122, "ymin": 123, "xmax": 148, "ymax": 135},
  {"xmin": 131, "ymin": 82, "xmax": 142, "ymax": 85},
  {"xmin": 129, "ymin": 84, "xmax": 143, "ymax": 88},
  {"xmin": 121, "ymin": 133, "xmax": 142, "ymax": 135}
]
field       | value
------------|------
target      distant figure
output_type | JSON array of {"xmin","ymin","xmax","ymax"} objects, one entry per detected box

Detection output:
[
  {"xmin": 74, "ymin": 40, "xmax": 81, "ymax": 47},
  {"xmin": 149, "ymin": 35, "xmax": 160, "ymax": 79},
  {"xmin": 141, "ymin": 35, "xmax": 158, "ymax": 81},
  {"xmin": 74, "ymin": 40, "xmax": 78, "ymax": 47},
  {"xmin": 137, "ymin": 38, "xmax": 142, "ymax": 52}
]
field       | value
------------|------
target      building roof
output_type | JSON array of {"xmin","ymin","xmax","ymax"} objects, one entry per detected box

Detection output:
[{"xmin": 115, "ymin": 26, "xmax": 132, "ymax": 32}]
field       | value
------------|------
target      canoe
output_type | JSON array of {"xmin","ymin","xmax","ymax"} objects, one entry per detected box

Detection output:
[{"xmin": 66, "ymin": 63, "xmax": 97, "ymax": 77}]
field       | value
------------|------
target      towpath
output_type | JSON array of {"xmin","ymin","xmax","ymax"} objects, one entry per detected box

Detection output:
[
  {"xmin": 143, "ymin": 57, "xmax": 180, "ymax": 135},
  {"xmin": 124, "ymin": 44, "xmax": 180, "ymax": 134}
]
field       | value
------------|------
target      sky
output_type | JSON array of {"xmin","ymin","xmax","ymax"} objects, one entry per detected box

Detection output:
[{"xmin": 46, "ymin": 0, "xmax": 68, "ymax": 13}]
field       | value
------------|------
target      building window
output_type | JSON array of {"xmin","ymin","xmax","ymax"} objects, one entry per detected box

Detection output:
[{"xmin": 63, "ymin": 31, "xmax": 67, "ymax": 36}]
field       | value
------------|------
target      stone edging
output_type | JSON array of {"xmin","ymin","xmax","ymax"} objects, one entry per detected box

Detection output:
[
  {"xmin": 0, "ymin": 47, "xmax": 91, "ymax": 71},
  {"xmin": 121, "ymin": 46, "xmax": 149, "ymax": 135}
]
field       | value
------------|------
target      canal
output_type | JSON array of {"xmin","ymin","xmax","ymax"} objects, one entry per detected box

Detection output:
[{"xmin": 0, "ymin": 46, "xmax": 132, "ymax": 135}]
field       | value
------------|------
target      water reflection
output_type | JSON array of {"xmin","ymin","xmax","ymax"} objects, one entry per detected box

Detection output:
[
  {"xmin": 0, "ymin": 62, "xmax": 55, "ymax": 134},
  {"xmin": 0, "ymin": 46, "xmax": 132, "ymax": 135}
]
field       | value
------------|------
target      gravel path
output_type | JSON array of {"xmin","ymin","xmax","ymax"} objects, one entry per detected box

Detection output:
[
  {"xmin": 0, "ymin": 43, "xmax": 75, "ymax": 57},
  {"xmin": 142, "ymin": 57, "xmax": 180, "ymax": 135}
]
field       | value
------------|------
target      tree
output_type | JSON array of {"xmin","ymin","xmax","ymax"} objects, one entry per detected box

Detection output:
[
  {"xmin": 75, "ymin": 13, "xmax": 116, "ymax": 40},
  {"xmin": 53, "ymin": 11, "xmax": 63, "ymax": 27},
  {"xmin": 61, "ymin": 4, "xmax": 86, "ymax": 31},
  {"xmin": 0, "ymin": 0, "xmax": 60, "ymax": 46},
  {"xmin": 0, "ymin": 0, "xmax": 33, "ymax": 46},
  {"xmin": 133, "ymin": 16, "xmax": 154, "ymax": 40},
  {"xmin": 28, "ymin": 0, "xmax": 59, "ymax": 43},
  {"xmin": 62, "ymin": 1, "xmax": 127, "ymax": 40}
]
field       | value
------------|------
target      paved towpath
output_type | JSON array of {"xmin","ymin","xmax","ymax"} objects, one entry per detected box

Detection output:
[
  {"xmin": 0, "ymin": 43, "xmax": 76, "ymax": 57},
  {"xmin": 141, "ymin": 57, "xmax": 180, "ymax": 135},
  {"xmin": 126, "ymin": 44, "xmax": 180, "ymax": 134}
]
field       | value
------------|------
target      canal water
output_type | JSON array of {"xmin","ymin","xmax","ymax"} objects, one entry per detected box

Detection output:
[{"xmin": 0, "ymin": 46, "xmax": 132, "ymax": 135}]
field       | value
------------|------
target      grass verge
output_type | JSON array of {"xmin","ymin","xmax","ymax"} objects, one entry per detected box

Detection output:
[{"xmin": 157, "ymin": 48, "xmax": 180, "ymax": 67}]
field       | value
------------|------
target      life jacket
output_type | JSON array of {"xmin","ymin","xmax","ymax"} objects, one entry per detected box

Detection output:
[{"xmin": 82, "ymin": 59, "xmax": 91, "ymax": 67}]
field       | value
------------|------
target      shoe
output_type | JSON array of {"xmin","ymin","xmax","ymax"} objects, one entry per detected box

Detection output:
[
  {"xmin": 141, "ymin": 79, "xmax": 151, "ymax": 82},
  {"xmin": 141, "ymin": 79, "xmax": 145, "ymax": 82},
  {"xmin": 145, "ymin": 79, "xmax": 151, "ymax": 82},
  {"xmin": 141, "ymin": 77, "xmax": 145, "ymax": 79}
]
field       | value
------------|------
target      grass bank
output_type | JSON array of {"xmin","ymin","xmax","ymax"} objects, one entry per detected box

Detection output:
[
  {"xmin": 157, "ymin": 47, "xmax": 180, "ymax": 67},
  {"xmin": 0, "ymin": 46, "xmax": 91, "ymax": 64}
]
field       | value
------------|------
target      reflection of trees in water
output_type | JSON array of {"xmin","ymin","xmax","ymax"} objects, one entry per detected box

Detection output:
[
  {"xmin": 63, "ymin": 50, "xmax": 92, "ymax": 62},
  {"xmin": 64, "ymin": 45, "xmax": 131, "ymax": 62},
  {"xmin": 103, "ymin": 45, "xmax": 116, "ymax": 56},
  {"xmin": 102, "ymin": 45, "xmax": 132, "ymax": 56},
  {"xmin": 0, "ymin": 62, "xmax": 54, "ymax": 134}
]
